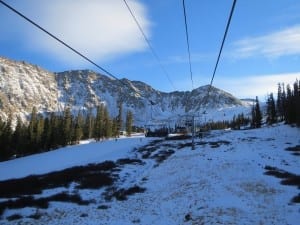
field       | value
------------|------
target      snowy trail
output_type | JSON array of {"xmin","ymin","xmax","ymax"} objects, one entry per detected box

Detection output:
[
  {"xmin": 0, "ymin": 124, "xmax": 299, "ymax": 224},
  {"xmin": 94, "ymin": 125, "xmax": 300, "ymax": 225},
  {"xmin": 0, "ymin": 137, "xmax": 149, "ymax": 181}
]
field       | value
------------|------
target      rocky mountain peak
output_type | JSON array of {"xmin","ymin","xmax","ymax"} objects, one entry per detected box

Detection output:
[{"xmin": 0, "ymin": 57, "xmax": 249, "ymax": 125}]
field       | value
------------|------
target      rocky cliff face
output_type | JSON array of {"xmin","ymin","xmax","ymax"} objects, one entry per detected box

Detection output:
[
  {"xmin": 0, "ymin": 56, "xmax": 246, "ymax": 125},
  {"xmin": 0, "ymin": 57, "xmax": 58, "ymax": 122}
]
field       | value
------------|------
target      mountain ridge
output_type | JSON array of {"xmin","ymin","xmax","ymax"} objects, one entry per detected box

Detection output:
[{"xmin": 0, "ymin": 56, "xmax": 249, "ymax": 125}]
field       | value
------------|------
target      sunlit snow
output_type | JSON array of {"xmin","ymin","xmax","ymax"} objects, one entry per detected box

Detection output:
[{"xmin": 0, "ymin": 124, "xmax": 299, "ymax": 224}]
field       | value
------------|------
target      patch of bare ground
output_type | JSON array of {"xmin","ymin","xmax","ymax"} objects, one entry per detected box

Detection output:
[
  {"xmin": 285, "ymin": 145, "xmax": 300, "ymax": 156},
  {"xmin": 0, "ymin": 157, "xmax": 149, "ymax": 218},
  {"xmin": 264, "ymin": 166, "xmax": 300, "ymax": 203},
  {"xmin": 103, "ymin": 185, "xmax": 146, "ymax": 201}
]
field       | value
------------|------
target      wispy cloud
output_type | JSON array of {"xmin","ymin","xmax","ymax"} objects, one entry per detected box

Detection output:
[
  {"xmin": 231, "ymin": 25, "xmax": 300, "ymax": 59},
  {"xmin": 214, "ymin": 72, "xmax": 300, "ymax": 99},
  {"xmin": 3, "ymin": 0, "xmax": 150, "ymax": 66},
  {"xmin": 165, "ymin": 53, "xmax": 212, "ymax": 65},
  {"xmin": 143, "ymin": 71, "xmax": 299, "ymax": 100}
]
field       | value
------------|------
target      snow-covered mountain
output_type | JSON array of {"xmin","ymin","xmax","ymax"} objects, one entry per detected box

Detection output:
[{"xmin": 0, "ymin": 56, "xmax": 251, "ymax": 125}]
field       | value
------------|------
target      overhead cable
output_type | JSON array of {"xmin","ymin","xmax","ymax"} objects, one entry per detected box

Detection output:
[
  {"xmin": 122, "ymin": 0, "xmax": 176, "ymax": 90},
  {"xmin": 0, "ymin": 0, "xmax": 131, "ymax": 89},
  {"xmin": 182, "ymin": 0, "xmax": 194, "ymax": 90},
  {"xmin": 202, "ymin": 0, "xmax": 237, "ymax": 108},
  {"xmin": 209, "ymin": 0, "xmax": 237, "ymax": 90}
]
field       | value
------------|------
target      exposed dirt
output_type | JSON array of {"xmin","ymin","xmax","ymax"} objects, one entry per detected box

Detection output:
[
  {"xmin": 264, "ymin": 165, "xmax": 300, "ymax": 203},
  {"xmin": 0, "ymin": 157, "xmax": 149, "ymax": 217},
  {"xmin": 285, "ymin": 145, "xmax": 300, "ymax": 156}
]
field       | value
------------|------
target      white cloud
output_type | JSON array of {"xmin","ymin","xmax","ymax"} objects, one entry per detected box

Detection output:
[
  {"xmin": 7, "ymin": 0, "xmax": 151, "ymax": 66},
  {"xmin": 164, "ymin": 53, "xmax": 212, "ymax": 65},
  {"xmin": 232, "ymin": 25, "xmax": 300, "ymax": 59},
  {"xmin": 214, "ymin": 72, "xmax": 300, "ymax": 99}
]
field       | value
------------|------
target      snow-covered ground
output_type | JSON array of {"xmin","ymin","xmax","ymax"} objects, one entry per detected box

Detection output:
[
  {"xmin": 0, "ymin": 124, "xmax": 299, "ymax": 225},
  {"xmin": 0, "ymin": 136, "xmax": 148, "ymax": 181}
]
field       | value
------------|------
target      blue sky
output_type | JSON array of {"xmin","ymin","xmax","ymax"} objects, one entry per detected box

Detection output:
[{"xmin": 0, "ymin": 0, "xmax": 299, "ymax": 99}]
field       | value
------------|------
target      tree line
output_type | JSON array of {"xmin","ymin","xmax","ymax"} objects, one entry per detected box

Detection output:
[
  {"xmin": 200, "ymin": 112, "xmax": 250, "ymax": 131},
  {"xmin": 202, "ymin": 80, "xmax": 300, "ymax": 130},
  {"xmin": 0, "ymin": 104, "xmax": 134, "ymax": 161},
  {"xmin": 255, "ymin": 80, "xmax": 300, "ymax": 127},
  {"xmin": 0, "ymin": 80, "xmax": 299, "ymax": 161}
]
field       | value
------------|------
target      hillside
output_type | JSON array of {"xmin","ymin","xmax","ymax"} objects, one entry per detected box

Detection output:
[
  {"xmin": 0, "ymin": 124, "xmax": 299, "ymax": 224},
  {"xmin": 0, "ymin": 57, "xmax": 250, "ymax": 125},
  {"xmin": 0, "ymin": 57, "xmax": 58, "ymax": 121}
]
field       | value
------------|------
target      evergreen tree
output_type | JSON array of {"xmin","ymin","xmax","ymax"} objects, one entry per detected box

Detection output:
[
  {"xmin": 125, "ymin": 110, "xmax": 133, "ymax": 136},
  {"xmin": 116, "ymin": 102, "xmax": 123, "ymax": 136},
  {"xmin": 230, "ymin": 113, "xmax": 249, "ymax": 130},
  {"xmin": 62, "ymin": 107, "xmax": 73, "ymax": 145},
  {"xmin": 49, "ymin": 112, "xmax": 61, "ymax": 149},
  {"xmin": 94, "ymin": 105, "xmax": 104, "ymax": 141},
  {"xmin": 83, "ymin": 109, "xmax": 94, "ymax": 139},
  {"xmin": 72, "ymin": 111, "xmax": 84, "ymax": 144},
  {"xmin": 12, "ymin": 117, "xmax": 27, "ymax": 156},
  {"xmin": 26, "ymin": 107, "xmax": 45, "ymax": 153},
  {"xmin": 0, "ymin": 115, "xmax": 13, "ymax": 160},
  {"xmin": 285, "ymin": 84, "xmax": 294, "ymax": 123},
  {"xmin": 41, "ymin": 117, "xmax": 52, "ymax": 150},
  {"xmin": 276, "ymin": 83, "xmax": 284, "ymax": 121},
  {"xmin": 255, "ymin": 96, "xmax": 262, "ymax": 128},
  {"xmin": 28, "ymin": 107, "xmax": 40, "ymax": 153},
  {"xmin": 266, "ymin": 93, "xmax": 276, "ymax": 125},
  {"xmin": 36, "ymin": 115, "xmax": 45, "ymax": 151},
  {"xmin": 251, "ymin": 104, "xmax": 256, "ymax": 128},
  {"xmin": 251, "ymin": 97, "xmax": 262, "ymax": 128},
  {"xmin": 282, "ymin": 80, "xmax": 300, "ymax": 125},
  {"xmin": 231, "ymin": 115, "xmax": 237, "ymax": 129},
  {"xmin": 112, "ymin": 118, "xmax": 118, "ymax": 138},
  {"xmin": 28, "ymin": 107, "xmax": 37, "ymax": 144},
  {"xmin": 281, "ymin": 83, "xmax": 287, "ymax": 121},
  {"xmin": 103, "ymin": 107, "xmax": 112, "ymax": 139}
]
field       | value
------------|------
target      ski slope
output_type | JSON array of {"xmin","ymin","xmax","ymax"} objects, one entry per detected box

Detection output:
[
  {"xmin": 0, "ymin": 124, "xmax": 299, "ymax": 225},
  {"xmin": 0, "ymin": 136, "xmax": 147, "ymax": 181}
]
